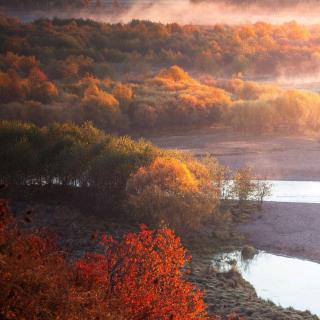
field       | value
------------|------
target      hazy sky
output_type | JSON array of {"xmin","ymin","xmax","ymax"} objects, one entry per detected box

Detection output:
[
  {"xmin": 6, "ymin": 0, "xmax": 320, "ymax": 25},
  {"xmin": 108, "ymin": 0, "xmax": 320, "ymax": 25}
]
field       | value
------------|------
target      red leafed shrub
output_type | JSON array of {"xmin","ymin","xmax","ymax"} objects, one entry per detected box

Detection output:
[
  {"xmin": 75, "ymin": 225, "xmax": 207, "ymax": 319},
  {"xmin": 0, "ymin": 199, "xmax": 209, "ymax": 320},
  {"xmin": 0, "ymin": 200, "xmax": 70, "ymax": 320}
]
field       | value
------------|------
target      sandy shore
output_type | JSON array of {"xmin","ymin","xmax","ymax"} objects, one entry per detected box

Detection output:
[
  {"xmin": 238, "ymin": 202, "xmax": 320, "ymax": 262},
  {"xmin": 150, "ymin": 128, "xmax": 320, "ymax": 180}
]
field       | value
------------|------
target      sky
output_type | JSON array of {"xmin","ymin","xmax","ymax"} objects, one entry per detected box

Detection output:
[{"xmin": 5, "ymin": 0, "xmax": 320, "ymax": 25}]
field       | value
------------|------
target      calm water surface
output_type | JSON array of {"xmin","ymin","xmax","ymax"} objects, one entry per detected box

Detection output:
[
  {"xmin": 265, "ymin": 180, "xmax": 320, "ymax": 203},
  {"xmin": 215, "ymin": 180, "xmax": 320, "ymax": 316},
  {"xmin": 212, "ymin": 251, "xmax": 320, "ymax": 316}
]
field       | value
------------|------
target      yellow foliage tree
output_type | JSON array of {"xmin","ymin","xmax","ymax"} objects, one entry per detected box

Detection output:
[
  {"xmin": 147, "ymin": 65, "xmax": 198, "ymax": 90},
  {"xmin": 82, "ymin": 83, "xmax": 127, "ymax": 131},
  {"xmin": 129, "ymin": 157, "xmax": 199, "ymax": 193},
  {"xmin": 112, "ymin": 83, "xmax": 133, "ymax": 105},
  {"xmin": 127, "ymin": 157, "xmax": 219, "ymax": 231}
]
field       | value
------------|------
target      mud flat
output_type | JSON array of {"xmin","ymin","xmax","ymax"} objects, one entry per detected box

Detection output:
[
  {"xmin": 149, "ymin": 128, "xmax": 320, "ymax": 180},
  {"xmin": 238, "ymin": 202, "xmax": 320, "ymax": 263}
]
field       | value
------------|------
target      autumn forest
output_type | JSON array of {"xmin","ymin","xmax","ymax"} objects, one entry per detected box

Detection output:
[{"xmin": 1, "ymin": 1, "xmax": 320, "ymax": 319}]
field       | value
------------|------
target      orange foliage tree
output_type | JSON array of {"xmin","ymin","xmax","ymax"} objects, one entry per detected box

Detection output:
[
  {"xmin": 0, "ymin": 200, "xmax": 70, "ymax": 320},
  {"xmin": 127, "ymin": 156, "xmax": 219, "ymax": 230},
  {"xmin": 75, "ymin": 225, "xmax": 207, "ymax": 319},
  {"xmin": 81, "ymin": 83, "xmax": 128, "ymax": 131}
]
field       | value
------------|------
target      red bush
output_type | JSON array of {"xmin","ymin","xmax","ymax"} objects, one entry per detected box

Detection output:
[
  {"xmin": 75, "ymin": 225, "xmax": 207, "ymax": 319},
  {"xmin": 0, "ymin": 200, "xmax": 70, "ymax": 320},
  {"xmin": 0, "ymin": 200, "xmax": 209, "ymax": 320}
]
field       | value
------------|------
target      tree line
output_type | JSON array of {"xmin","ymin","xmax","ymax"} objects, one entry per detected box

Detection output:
[
  {"xmin": 1, "ymin": 53, "xmax": 317, "ymax": 135},
  {"xmin": 0, "ymin": 58, "xmax": 232, "ymax": 133},
  {"xmin": 1, "ymin": 16, "xmax": 320, "ymax": 135},
  {"xmin": 0, "ymin": 16, "xmax": 318, "ymax": 78},
  {"xmin": 0, "ymin": 121, "xmax": 270, "ymax": 230}
]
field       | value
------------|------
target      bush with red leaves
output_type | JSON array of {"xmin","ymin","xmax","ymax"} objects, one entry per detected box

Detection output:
[{"xmin": 0, "ymin": 200, "xmax": 207, "ymax": 320}]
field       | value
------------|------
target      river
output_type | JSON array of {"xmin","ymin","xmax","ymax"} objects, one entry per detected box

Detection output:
[
  {"xmin": 264, "ymin": 180, "xmax": 320, "ymax": 204},
  {"xmin": 212, "ymin": 250, "xmax": 320, "ymax": 316}
]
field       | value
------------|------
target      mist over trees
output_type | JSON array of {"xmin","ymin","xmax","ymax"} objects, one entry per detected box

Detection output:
[
  {"xmin": 0, "ymin": 15, "xmax": 320, "ymax": 133},
  {"xmin": 229, "ymin": 90, "xmax": 320, "ymax": 134},
  {"xmin": 4, "ymin": 0, "xmax": 320, "ymax": 10},
  {"xmin": 1, "ymin": 16, "xmax": 320, "ymax": 135},
  {"xmin": 0, "ymin": 16, "xmax": 318, "ymax": 78}
]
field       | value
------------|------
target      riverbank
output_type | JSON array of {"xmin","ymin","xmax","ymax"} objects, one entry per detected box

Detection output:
[
  {"xmin": 152, "ymin": 129, "xmax": 320, "ymax": 259},
  {"xmin": 9, "ymin": 199, "xmax": 319, "ymax": 319},
  {"xmin": 150, "ymin": 129, "xmax": 320, "ymax": 317},
  {"xmin": 238, "ymin": 202, "xmax": 320, "ymax": 263}
]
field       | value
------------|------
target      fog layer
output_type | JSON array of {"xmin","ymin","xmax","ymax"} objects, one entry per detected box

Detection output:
[{"xmin": 5, "ymin": 0, "xmax": 320, "ymax": 25}]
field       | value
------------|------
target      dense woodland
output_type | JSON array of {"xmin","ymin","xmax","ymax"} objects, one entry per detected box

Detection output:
[
  {"xmin": 0, "ymin": 15, "xmax": 318, "ymax": 78},
  {"xmin": 1, "ymin": 16, "xmax": 320, "ymax": 134}
]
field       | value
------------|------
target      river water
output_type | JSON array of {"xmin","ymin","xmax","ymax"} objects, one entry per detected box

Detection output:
[
  {"xmin": 215, "ymin": 179, "xmax": 320, "ymax": 316},
  {"xmin": 264, "ymin": 180, "xmax": 320, "ymax": 204},
  {"xmin": 212, "ymin": 251, "xmax": 320, "ymax": 316}
]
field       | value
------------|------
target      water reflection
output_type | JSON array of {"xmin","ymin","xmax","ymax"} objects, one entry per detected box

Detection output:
[
  {"xmin": 213, "ymin": 251, "xmax": 258, "ymax": 273},
  {"xmin": 212, "ymin": 251, "xmax": 320, "ymax": 316}
]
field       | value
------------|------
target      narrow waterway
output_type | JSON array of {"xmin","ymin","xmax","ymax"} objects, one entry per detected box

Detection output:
[
  {"xmin": 212, "ymin": 251, "xmax": 320, "ymax": 316},
  {"xmin": 264, "ymin": 180, "xmax": 320, "ymax": 203},
  {"xmin": 214, "ymin": 180, "xmax": 320, "ymax": 316}
]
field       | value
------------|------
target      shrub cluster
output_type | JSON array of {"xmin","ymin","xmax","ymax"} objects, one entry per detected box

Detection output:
[
  {"xmin": 127, "ymin": 156, "xmax": 220, "ymax": 231},
  {"xmin": 0, "ymin": 58, "xmax": 232, "ymax": 133},
  {"xmin": 230, "ymin": 90, "xmax": 320, "ymax": 134}
]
